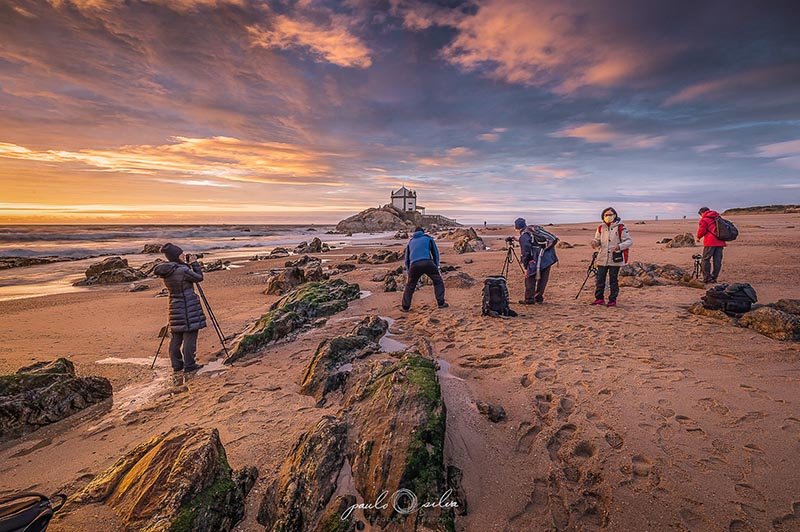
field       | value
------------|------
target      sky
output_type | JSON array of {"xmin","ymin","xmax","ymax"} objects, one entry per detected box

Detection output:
[{"xmin": 1, "ymin": 0, "xmax": 799, "ymax": 224}]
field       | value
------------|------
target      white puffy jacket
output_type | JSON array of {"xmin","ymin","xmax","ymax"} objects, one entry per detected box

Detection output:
[{"xmin": 592, "ymin": 220, "xmax": 633, "ymax": 266}]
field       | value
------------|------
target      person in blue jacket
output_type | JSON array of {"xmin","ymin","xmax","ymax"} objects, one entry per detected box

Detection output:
[
  {"xmin": 401, "ymin": 227, "xmax": 448, "ymax": 311},
  {"xmin": 515, "ymin": 217, "xmax": 559, "ymax": 304}
]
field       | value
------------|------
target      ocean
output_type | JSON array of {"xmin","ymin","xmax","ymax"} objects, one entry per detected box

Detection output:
[{"xmin": 0, "ymin": 225, "xmax": 391, "ymax": 301}]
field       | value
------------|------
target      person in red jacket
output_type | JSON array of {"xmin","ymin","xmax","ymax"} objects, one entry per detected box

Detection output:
[{"xmin": 696, "ymin": 207, "xmax": 726, "ymax": 283}]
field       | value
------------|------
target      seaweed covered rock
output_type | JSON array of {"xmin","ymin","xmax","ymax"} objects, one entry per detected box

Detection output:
[
  {"xmin": 299, "ymin": 316, "xmax": 388, "ymax": 405},
  {"xmin": 71, "ymin": 425, "xmax": 257, "ymax": 532},
  {"xmin": 227, "ymin": 279, "xmax": 361, "ymax": 363},
  {"xmin": 665, "ymin": 233, "xmax": 696, "ymax": 248},
  {"xmin": 260, "ymin": 351, "xmax": 455, "ymax": 531},
  {"xmin": 771, "ymin": 299, "xmax": 800, "ymax": 316},
  {"xmin": 620, "ymin": 262, "xmax": 704, "ymax": 289},
  {"xmin": 356, "ymin": 250, "xmax": 402, "ymax": 264},
  {"xmin": 739, "ymin": 307, "xmax": 800, "ymax": 341},
  {"xmin": 0, "ymin": 358, "xmax": 112, "ymax": 442},
  {"xmin": 688, "ymin": 302, "xmax": 731, "ymax": 321}
]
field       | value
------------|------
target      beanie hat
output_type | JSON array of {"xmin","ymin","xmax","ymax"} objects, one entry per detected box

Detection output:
[
  {"xmin": 514, "ymin": 217, "xmax": 527, "ymax": 230},
  {"xmin": 161, "ymin": 242, "xmax": 183, "ymax": 262}
]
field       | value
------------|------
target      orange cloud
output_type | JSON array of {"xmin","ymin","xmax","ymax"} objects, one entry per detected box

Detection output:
[
  {"xmin": 248, "ymin": 15, "xmax": 372, "ymax": 69},
  {"xmin": 665, "ymin": 65, "xmax": 800, "ymax": 105},
  {"xmin": 552, "ymin": 123, "xmax": 665, "ymax": 150}
]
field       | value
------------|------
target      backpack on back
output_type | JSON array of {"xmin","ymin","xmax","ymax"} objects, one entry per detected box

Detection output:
[
  {"xmin": 482, "ymin": 276, "xmax": 517, "ymax": 317},
  {"xmin": 714, "ymin": 216, "xmax": 739, "ymax": 241},
  {"xmin": 702, "ymin": 283, "xmax": 757, "ymax": 315},
  {"xmin": 0, "ymin": 492, "xmax": 66, "ymax": 532}
]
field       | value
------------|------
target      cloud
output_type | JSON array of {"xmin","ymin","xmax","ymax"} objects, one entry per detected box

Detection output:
[
  {"xmin": 521, "ymin": 164, "xmax": 579, "ymax": 180},
  {"xmin": 0, "ymin": 137, "xmax": 343, "ymax": 185},
  {"xmin": 756, "ymin": 139, "xmax": 800, "ymax": 170},
  {"xmin": 552, "ymin": 123, "xmax": 666, "ymax": 150},
  {"xmin": 666, "ymin": 65, "xmax": 800, "ymax": 105},
  {"xmin": 413, "ymin": 146, "xmax": 475, "ymax": 167},
  {"xmin": 478, "ymin": 127, "xmax": 507, "ymax": 142},
  {"xmin": 247, "ymin": 15, "xmax": 372, "ymax": 68}
]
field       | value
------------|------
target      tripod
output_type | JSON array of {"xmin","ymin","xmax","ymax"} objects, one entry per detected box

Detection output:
[
  {"xmin": 196, "ymin": 284, "xmax": 231, "ymax": 361},
  {"xmin": 501, "ymin": 239, "xmax": 526, "ymax": 278},
  {"xmin": 691, "ymin": 254, "xmax": 702, "ymax": 279},
  {"xmin": 575, "ymin": 252, "xmax": 599, "ymax": 299}
]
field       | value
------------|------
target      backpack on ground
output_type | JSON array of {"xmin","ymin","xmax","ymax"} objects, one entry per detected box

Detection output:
[
  {"xmin": 0, "ymin": 492, "xmax": 66, "ymax": 532},
  {"xmin": 702, "ymin": 283, "xmax": 757, "ymax": 315},
  {"xmin": 714, "ymin": 216, "xmax": 739, "ymax": 241},
  {"xmin": 482, "ymin": 276, "xmax": 517, "ymax": 317}
]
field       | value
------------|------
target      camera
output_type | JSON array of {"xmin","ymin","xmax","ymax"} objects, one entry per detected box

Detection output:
[
  {"xmin": 505, "ymin": 236, "xmax": 516, "ymax": 245},
  {"xmin": 692, "ymin": 254, "xmax": 702, "ymax": 260}
]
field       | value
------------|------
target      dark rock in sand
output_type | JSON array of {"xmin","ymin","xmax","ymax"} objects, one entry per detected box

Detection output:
[
  {"xmin": 383, "ymin": 275, "xmax": 399, "ymax": 292},
  {"xmin": 770, "ymin": 299, "xmax": 800, "ymax": 316},
  {"xmin": 665, "ymin": 233, "xmax": 696, "ymax": 248},
  {"xmin": 444, "ymin": 271, "xmax": 476, "ymax": 289},
  {"xmin": 739, "ymin": 307, "xmax": 800, "ymax": 341},
  {"xmin": 393, "ymin": 230, "xmax": 409, "ymax": 240},
  {"xmin": 285, "ymin": 255, "xmax": 320, "ymax": 268},
  {"xmin": 476, "ymin": 401, "xmax": 507, "ymax": 422},
  {"xmin": 127, "ymin": 283, "xmax": 150, "ymax": 292},
  {"xmin": 303, "ymin": 264, "xmax": 328, "ymax": 282},
  {"xmin": 0, "ymin": 358, "xmax": 112, "ymax": 442},
  {"xmin": 356, "ymin": 250, "xmax": 402, "ymax": 264},
  {"xmin": 464, "ymin": 258, "xmax": 473, "ymax": 264},
  {"xmin": 688, "ymin": 302, "xmax": 731, "ymax": 321},
  {"xmin": 620, "ymin": 262, "xmax": 704, "ymax": 289},
  {"xmin": 657, "ymin": 238, "xmax": 673, "ymax": 244},
  {"xmin": 264, "ymin": 267, "xmax": 306, "ymax": 295},
  {"xmin": 556, "ymin": 241, "xmax": 574, "ymax": 249},
  {"xmin": 333, "ymin": 262, "xmax": 356, "ymax": 272},
  {"xmin": 75, "ymin": 268, "xmax": 147, "ymax": 286},
  {"xmin": 202, "ymin": 259, "xmax": 230, "ymax": 272},
  {"xmin": 137, "ymin": 258, "xmax": 164, "ymax": 276},
  {"xmin": 308, "ymin": 237, "xmax": 323, "ymax": 253},
  {"xmin": 141, "ymin": 243, "xmax": 163, "ymax": 254},
  {"xmin": 0, "ymin": 256, "xmax": 77, "ymax": 270},
  {"xmin": 85, "ymin": 256, "xmax": 129, "ymax": 277},
  {"xmin": 299, "ymin": 316, "xmax": 388, "ymax": 404},
  {"xmin": 72, "ymin": 425, "xmax": 257, "ymax": 532},
  {"xmin": 228, "ymin": 279, "xmax": 361, "ymax": 363},
  {"xmin": 270, "ymin": 247, "xmax": 290, "ymax": 257}
]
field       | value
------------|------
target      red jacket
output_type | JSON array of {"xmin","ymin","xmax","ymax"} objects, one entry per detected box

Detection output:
[{"xmin": 697, "ymin": 210, "xmax": 726, "ymax": 247}]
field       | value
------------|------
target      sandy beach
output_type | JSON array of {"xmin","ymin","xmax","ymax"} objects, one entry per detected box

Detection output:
[{"xmin": 1, "ymin": 213, "xmax": 799, "ymax": 531}]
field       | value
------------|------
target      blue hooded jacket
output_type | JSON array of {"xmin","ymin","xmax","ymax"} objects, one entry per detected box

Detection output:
[{"xmin": 404, "ymin": 230, "xmax": 440, "ymax": 270}]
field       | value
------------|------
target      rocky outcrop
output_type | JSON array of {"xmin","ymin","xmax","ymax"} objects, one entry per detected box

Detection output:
[
  {"xmin": 444, "ymin": 271, "xmax": 476, "ymax": 289},
  {"xmin": 619, "ymin": 262, "xmax": 704, "ymax": 289},
  {"xmin": 299, "ymin": 316, "xmax": 388, "ymax": 406},
  {"xmin": 260, "ymin": 349, "xmax": 454, "ymax": 531},
  {"xmin": 440, "ymin": 227, "xmax": 486, "ymax": 254},
  {"xmin": 141, "ymin": 243, "xmax": 163, "ymax": 254},
  {"xmin": 202, "ymin": 259, "xmax": 231, "ymax": 272},
  {"xmin": 665, "ymin": 233, "xmax": 696, "ymax": 248},
  {"xmin": 688, "ymin": 302, "xmax": 731, "ymax": 321},
  {"xmin": 0, "ymin": 358, "xmax": 112, "ymax": 442},
  {"xmin": 227, "ymin": 279, "xmax": 361, "ymax": 363},
  {"xmin": 0, "ymin": 256, "xmax": 79, "ymax": 270},
  {"xmin": 335, "ymin": 205, "xmax": 414, "ymax": 233},
  {"xmin": 739, "ymin": 307, "xmax": 800, "ymax": 341},
  {"xmin": 356, "ymin": 250, "xmax": 402, "ymax": 264},
  {"xmin": 771, "ymin": 299, "xmax": 800, "ymax": 316},
  {"xmin": 333, "ymin": 263, "xmax": 357, "ymax": 273},
  {"xmin": 723, "ymin": 205, "xmax": 800, "ymax": 215},
  {"xmin": 137, "ymin": 258, "xmax": 165, "ymax": 276},
  {"xmin": 393, "ymin": 230, "xmax": 409, "ymax": 240},
  {"xmin": 264, "ymin": 267, "xmax": 306, "ymax": 295},
  {"xmin": 285, "ymin": 255, "xmax": 320, "ymax": 268},
  {"xmin": 71, "ymin": 425, "xmax": 257, "ymax": 532},
  {"xmin": 294, "ymin": 238, "xmax": 330, "ymax": 254},
  {"xmin": 74, "ymin": 257, "xmax": 147, "ymax": 286}
]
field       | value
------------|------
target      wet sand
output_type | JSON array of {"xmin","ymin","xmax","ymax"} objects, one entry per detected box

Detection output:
[{"xmin": 1, "ymin": 214, "xmax": 799, "ymax": 531}]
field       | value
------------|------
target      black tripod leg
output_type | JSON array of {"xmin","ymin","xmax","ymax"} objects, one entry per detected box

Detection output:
[
  {"xmin": 151, "ymin": 328, "xmax": 168, "ymax": 369},
  {"xmin": 197, "ymin": 285, "xmax": 231, "ymax": 359}
]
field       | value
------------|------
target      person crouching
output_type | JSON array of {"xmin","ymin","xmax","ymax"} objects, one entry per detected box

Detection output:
[
  {"xmin": 401, "ymin": 227, "xmax": 448, "ymax": 311},
  {"xmin": 154, "ymin": 243, "xmax": 206, "ymax": 372},
  {"xmin": 514, "ymin": 217, "xmax": 559, "ymax": 304},
  {"xmin": 590, "ymin": 208, "xmax": 633, "ymax": 307}
]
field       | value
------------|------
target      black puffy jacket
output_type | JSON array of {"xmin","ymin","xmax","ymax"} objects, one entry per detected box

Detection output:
[{"xmin": 153, "ymin": 261, "xmax": 207, "ymax": 333}]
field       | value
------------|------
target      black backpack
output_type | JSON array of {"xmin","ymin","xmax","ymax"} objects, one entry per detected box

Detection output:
[
  {"xmin": 702, "ymin": 283, "xmax": 757, "ymax": 315},
  {"xmin": 0, "ymin": 492, "xmax": 66, "ymax": 532},
  {"xmin": 715, "ymin": 217, "xmax": 739, "ymax": 241},
  {"xmin": 482, "ymin": 276, "xmax": 517, "ymax": 317}
]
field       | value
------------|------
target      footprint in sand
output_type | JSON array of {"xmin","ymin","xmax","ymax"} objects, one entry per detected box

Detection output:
[
  {"xmin": 679, "ymin": 507, "xmax": 707, "ymax": 529},
  {"xmin": 630, "ymin": 454, "xmax": 653, "ymax": 477},
  {"xmin": 520, "ymin": 374, "xmax": 532, "ymax": 388},
  {"xmin": 698, "ymin": 397, "xmax": 730, "ymax": 416},
  {"xmin": 557, "ymin": 396, "xmax": 575, "ymax": 419},
  {"xmin": 572, "ymin": 440, "xmax": 596, "ymax": 459},
  {"xmin": 604, "ymin": 431, "xmax": 624, "ymax": 449},
  {"xmin": 772, "ymin": 501, "xmax": 800, "ymax": 531},
  {"xmin": 781, "ymin": 417, "xmax": 800, "ymax": 433},
  {"xmin": 534, "ymin": 393, "xmax": 553, "ymax": 416},
  {"xmin": 535, "ymin": 365, "xmax": 557, "ymax": 382},
  {"xmin": 515, "ymin": 422, "xmax": 543, "ymax": 454},
  {"xmin": 728, "ymin": 519, "xmax": 756, "ymax": 532},
  {"xmin": 675, "ymin": 414, "xmax": 706, "ymax": 434},
  {"xmin": 547, "ymin": 424, "xmax": 577, "ymax": 461}
]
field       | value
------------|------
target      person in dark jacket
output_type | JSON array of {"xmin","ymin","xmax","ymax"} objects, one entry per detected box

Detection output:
[
  {"xmin": 401, "ymin": 227, "xmax": 448, "ymax": 311},
  {"xmin": 154, "ymin": 243, "xmax": 206, "ymax": 372},
  {"xmin": 515, "ymin": 217, "xmax": 558, "ymax": 304},
  {"xmin": 696, "ymin": 207, "xmax": 726, "ymax": 283}
]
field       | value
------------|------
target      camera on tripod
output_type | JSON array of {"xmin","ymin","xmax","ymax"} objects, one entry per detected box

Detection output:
[
  {"xmin": 692, "ymin": 253, "xmax": 702, "ymax": 260},
  {"xmin": 505, "ymin": 236, "xmax": 515, "ymax": 246}
]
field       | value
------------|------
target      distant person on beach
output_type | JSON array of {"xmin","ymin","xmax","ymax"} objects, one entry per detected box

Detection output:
[
  {"xmin": 591, "ymin": 207, "xmax": 633, "ymax": 307},
  {"xmin": 401, "ymin": 227, "xmax": 448, "ymax": 311},
  {"xmin": 696, "ymin": 206, "xmax": 726, "ymax": 283},
  {"xmin": 154, "ymin": 243, "xmax": 206, "ymax": 372},
  {"xmin": 514, "ymin": 217, "xmax": 558, "ymax": 304}
]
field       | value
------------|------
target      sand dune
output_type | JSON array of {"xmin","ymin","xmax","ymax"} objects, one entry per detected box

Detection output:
[{"xmin": 1, "ymin": 214, "xmax": 799, "ymax": 531}]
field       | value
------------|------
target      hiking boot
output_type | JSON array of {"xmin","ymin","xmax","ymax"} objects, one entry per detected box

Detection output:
[
  {"xmin": 591, "ymin": 299, "xmax": 605, "ymax": 305},
  {"xmin": 400, "ymin": 306, "xmax": 410, "ymax": 312},
  {"xmin": 518, "ymin": 300, "xmax": 535, "ymax": 305},
  {"xmin": 607, "ymin": 300, "xmax": 617, "ymax": 307},
  {"xmin": 438, "ymin": 302, "xmax": 450, "ymax": 309},
  {"xmin": 172, "ymin": 366, "xmax": 184, "ymax": 373},
  {"xmin": 184, "ymin": 364, "xmax": 204, "ymax": 373},
  {"xmin": 534, "ymin": 297, "xmax": 544, "ymax": 304}
]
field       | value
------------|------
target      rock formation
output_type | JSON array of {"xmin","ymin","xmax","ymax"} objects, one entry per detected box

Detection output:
[
  {"xmin": 227, "ymin": 279, "xmax": 361, "ymax": 363},
  {"xmin": 74, "ymin": 257, "xmax": 147, "ymax": 286},
  {"xmin": 439, "ymin": 227, "xmax": 486, "ymax": 254},
  {"xmin": 299, "ymin": 316, "xmax": 388, "ymax": 406},
  {"xmin": 619, "ymin": 262, "xmax": 704, "ymax": 289},
  {"xmin": 739, "ymin": 307, "xmax": 800, "ymax": 341},
  {"xmin": 71, "ymin": 425, "xmax": 257, "ymax": 532},
  {"xmin": 141, "ymin": 243, "xmax": 163, "ymax": 254},
  {"xmin": 356, "ymin": 250, "xmax": 403, "ymax": 264},
  {"xmin": 665, "ymin": 233, "xmax": 696, "ymax": 248},
  {"xmin": 0, "ymin": 358, "xmax": 112, "ymax": 442},
  {"xmin": 261, "ymin": 345, "xmax": 455, "ymax": 531},
  {"xmin": 444, "ymin": 271, "xmax": 476, "ymax": 289}
]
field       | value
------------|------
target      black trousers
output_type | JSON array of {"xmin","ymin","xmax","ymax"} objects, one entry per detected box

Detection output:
[
  {"xmin": 595, "ymin": 266, "xmax": 621, "ymax": 301},
  {"xmin": 169, "ymin": 330, "xmax": 198, "ymax": 370},
  {"xmin": 702, "ymin": 246, "xmax": 723, "ymax": 282},
  {"xmin": 524, "ymin": 265, "xmax": 551, "ymax": 302},
  {"xmin": 402, "ymin": 259, "xmax": 446, "ymax": 309}
]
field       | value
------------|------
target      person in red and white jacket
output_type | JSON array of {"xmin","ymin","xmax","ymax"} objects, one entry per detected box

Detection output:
[
  {"xmin": 696, "ymin": 206, "xmax": 726, "ymax": 283},
  {"xmin": 590, "ymin": 207, "xmax": 633, "ymax": 307}
]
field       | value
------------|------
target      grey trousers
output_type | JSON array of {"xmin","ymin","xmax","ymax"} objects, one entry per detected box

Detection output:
[
  {"xmin": 169, "ymin": 330, "xmax": 198, "ymax": 370},
  {"xmin": 524, "ymin": 266, "xmax": 551, "ymax": 303},
  {"xmin": 702, "ymin": 246, "xmax": 724, "ymax": 282}
]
